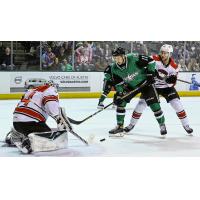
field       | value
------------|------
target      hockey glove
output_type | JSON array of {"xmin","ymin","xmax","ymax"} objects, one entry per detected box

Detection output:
[
  {"xmin": 136, "ymin": 55, "xmax": 154, "ymax": 68},
  {"xmin": 55, "ymin": 115, "xmax": 71, "ymax": 131},
  {"xmin": 113, "ymin": 92, "xmax": 125, "ymax": 105},
  {"xmin": 165, "ymin": 75, "xmax": 177, "ymax": 84}
]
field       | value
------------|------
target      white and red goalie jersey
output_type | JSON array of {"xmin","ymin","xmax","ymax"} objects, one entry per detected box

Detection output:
[
  {"xmin": 13, "ymin": 85, "xmax": 59, "ymax": 122},
  {"xmin": 152, "ymin": 55, "xmax": 179, "ymax": 88}
]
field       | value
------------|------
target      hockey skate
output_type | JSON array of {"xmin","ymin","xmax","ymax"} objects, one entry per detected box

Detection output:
[
  {"xmin": 5, "ymin": 130, "xmax": 15, "ymax": 146},
  {"xmin": 183, "ymin": 125, "xmax": 193, "ymax": 135},
  {"xmin": 109, "ymin": 125, "xmax": 124, "ymax": 137},
  {"xmin": 97, "ymin": 102, "xmax": 104, "ymax": 109},
  {"xmin": 124, "ymin": 124, "xmax": 135, "ymax": 134},
  {"xmin": 160, "ymin": 124, "xmax": 167, "ymax": 136}
]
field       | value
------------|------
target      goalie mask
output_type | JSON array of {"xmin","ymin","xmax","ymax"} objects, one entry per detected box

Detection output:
[{"xmin": 46, "ymin": 80, "xmax": 59, "ymax": 91}]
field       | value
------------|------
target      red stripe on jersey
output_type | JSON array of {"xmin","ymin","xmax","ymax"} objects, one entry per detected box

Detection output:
[
  {"xmin": 42, "ymin": 95, "xmax": 58, "ymax": 106},
  {"xmin": 169, "ymin": 58, "xmax": 178, "ymax": 69},
  {"xmin": 14, "ymin": 107, "xmax": 46, "ymax": 122},
  {"xmin": 21, "ymin": 98, "xmax": 31, "ymax": 106},
  {"xmin": 28, "ymin": 91, "xmax": 36, "ymax": 99},
  {"xmin": 177, "ymin": 110, "xmax": 186, "ymax": 119},
  {"xmin": 132, "ymin": 111, "xmax": 142, "ymax": 119}
]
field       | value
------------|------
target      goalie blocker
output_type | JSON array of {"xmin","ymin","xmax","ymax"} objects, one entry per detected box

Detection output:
[{"xmin": 5, "ymin": 107, "xmax": 71, "ymax": 154}]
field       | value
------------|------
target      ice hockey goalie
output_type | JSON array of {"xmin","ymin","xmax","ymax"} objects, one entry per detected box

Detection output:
[{"xmin": 5, "ymin": 81, "xmax": 72, "ymax": 154}]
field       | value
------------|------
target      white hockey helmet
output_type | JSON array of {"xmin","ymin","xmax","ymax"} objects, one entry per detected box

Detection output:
[{"xmin": 160, "ymin": 44, "xmax": 173, "ymax": 54}]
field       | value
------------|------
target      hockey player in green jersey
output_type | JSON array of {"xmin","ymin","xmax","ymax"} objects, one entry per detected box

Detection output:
[{"xmin": 109, "ymin": 47, "xmax": 167, "ymax": 137}]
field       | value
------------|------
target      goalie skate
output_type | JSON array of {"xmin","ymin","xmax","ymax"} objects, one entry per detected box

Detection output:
[{"xmin": 5, "ymin": 129, "xmax": 15, "ymax": 146}]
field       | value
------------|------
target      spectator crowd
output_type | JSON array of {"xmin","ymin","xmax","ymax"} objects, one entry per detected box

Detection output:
[{"xmin": 1, "ymin": 41, "xmax": 200, "ymax": 72}]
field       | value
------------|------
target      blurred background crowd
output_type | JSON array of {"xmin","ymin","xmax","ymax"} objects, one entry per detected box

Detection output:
[{"xmin": 0, "ymin": 41, "xmax": 200, "ymax": 72}]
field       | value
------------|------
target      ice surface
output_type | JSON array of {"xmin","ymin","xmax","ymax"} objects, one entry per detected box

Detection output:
[{"xmin": 0, "ymin": 97, "xmax": 199, "ymax": 156}]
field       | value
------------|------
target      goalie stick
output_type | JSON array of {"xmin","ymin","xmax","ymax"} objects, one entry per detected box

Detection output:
[
  {"xmin": 67, "ymin": 80, "xmax": 148, "ymax": 125},
  {"xmin": 59, "ymin": 107, "xmax": 89, "ymax": 145}
]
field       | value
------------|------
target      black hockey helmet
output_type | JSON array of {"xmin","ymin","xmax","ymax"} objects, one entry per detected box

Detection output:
[{"xmin": 112, "ymin": 47, "xmax": 125, "ymax": 56}]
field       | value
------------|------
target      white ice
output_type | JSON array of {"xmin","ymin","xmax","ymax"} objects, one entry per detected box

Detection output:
[{"xmin": 0, "ymin": 97, "xmax": 200, "ymax": 156}]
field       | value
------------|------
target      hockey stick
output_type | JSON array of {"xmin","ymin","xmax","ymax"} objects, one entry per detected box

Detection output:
[
  {"xmin": 67, "ymin": 102, "xmax": 113, "ymax": 125},
  {"xmin": 68, "ymin": 80, "xmax": 148, "ymax": 125},
  {"xmin": 177, "ymin": 78, "xmax": 200, "ymax": 87}
]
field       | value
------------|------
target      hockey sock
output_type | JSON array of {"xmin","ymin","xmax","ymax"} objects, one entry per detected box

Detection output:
[
  {"xmin": 130, "ymin": 99, "xmax": 147, "ymax": 126},
  {"xmin": 117, "ymin": 106, "xmax": 126, "ymax": 126},
  {"xmin": 169, "ymin": 98, "xmax": 189, "ymax": 126},
  {"xmin": 149, "ymin": 103, "xmax": 165, "ymax": 125},
  {"xmin": 98, "ymin": 93, "xmax": 107, "ymax": 104}
]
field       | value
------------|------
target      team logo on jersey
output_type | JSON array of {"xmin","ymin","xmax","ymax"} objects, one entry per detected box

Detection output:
[
  {"xmin": 124, "ymin": 72, "xmax": 139, "ymax": 82},
  {"xmin": 157, "ymin": 69, "xmax": 168, "ymax": 80}
]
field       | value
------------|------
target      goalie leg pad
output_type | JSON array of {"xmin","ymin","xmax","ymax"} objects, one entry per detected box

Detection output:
[{"xmin": 28, "ymin": 130, "xmax": 68, "ymax": 153}]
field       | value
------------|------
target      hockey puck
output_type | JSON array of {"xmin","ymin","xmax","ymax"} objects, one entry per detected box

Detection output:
[{"xmin": 100, "ymin": 138, "xmax": 106, "ymax": 142}]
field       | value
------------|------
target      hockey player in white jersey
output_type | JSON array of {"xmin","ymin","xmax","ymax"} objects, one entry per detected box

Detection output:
[
  {"xmin": 5, "ymin": 81, "xmax": 73, "ymax": 154},
  {"xmin": 124, "ymin": 44, "xmax": 193, "ymax": 135}
]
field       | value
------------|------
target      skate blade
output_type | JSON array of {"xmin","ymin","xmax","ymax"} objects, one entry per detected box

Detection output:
[
  {"xmin": 159, "ymin": 135, "xmax": 167, "ymax": 139},
  {"xmin": 124, "ymin": 132, "xmax": 133, "ymax": 135},
  {"xmin": 97, "ymin": 106, "xmax": 104, "ymax": 110},
  {"xmin": 109, "ymin": 133, "xmax": 124, "ymax": 137}
]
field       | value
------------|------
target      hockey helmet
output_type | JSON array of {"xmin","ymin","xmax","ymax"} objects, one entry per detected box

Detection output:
[
  {"xmin": 112, "ymin": 47, "xmax": 125, "ymax": 56},
  {"xmin": 160, "ymin": 44, "xmax": 173, "ymax": 54}
]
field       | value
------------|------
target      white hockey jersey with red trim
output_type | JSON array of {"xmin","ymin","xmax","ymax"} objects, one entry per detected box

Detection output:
[
  {"xmin": 152, "ymin": 55, "xmax": 179, "ymax": 88},
  {"xmin": 13, "ymin": 85, "xmax": 59, "ymax": 122}
]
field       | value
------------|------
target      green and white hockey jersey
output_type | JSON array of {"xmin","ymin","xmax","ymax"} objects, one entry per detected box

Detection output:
[{"xmin": 110, "ymin": 53, "xmax": 156, "ymax": 93}]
